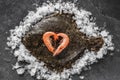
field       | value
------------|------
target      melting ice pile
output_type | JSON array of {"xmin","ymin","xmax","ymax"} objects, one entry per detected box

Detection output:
[{"xmin": 7, "ymin": 2, "xmax": 114, "ymax": 80}]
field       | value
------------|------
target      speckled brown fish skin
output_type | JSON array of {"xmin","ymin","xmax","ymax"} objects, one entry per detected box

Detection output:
[{"xmin": 22, "ymin": 13, "xmax": 104, "ymax": 72}]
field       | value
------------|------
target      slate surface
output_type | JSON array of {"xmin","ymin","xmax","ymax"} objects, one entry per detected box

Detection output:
[{"xmin": 0, "ymin": 0, "xmax": 120, "ymax": 80}]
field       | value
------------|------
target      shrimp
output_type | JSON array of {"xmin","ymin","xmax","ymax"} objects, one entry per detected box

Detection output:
[
  {"xmin": 42, "ymin": 32, "xmax": 69, "ymax": 56},
  {"xmin": 53, "ymin": 33, "xmax": 69, "ymax": 56},
  {"xmin": 42, "ymin": 32, "xmax": 58, "ymax": 53}
]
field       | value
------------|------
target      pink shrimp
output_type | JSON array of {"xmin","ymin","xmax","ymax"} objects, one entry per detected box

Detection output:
[
  {"xmin": 42, "ymin": 32, "xmax": 58, "ymax": 53},
  {"xmin": 53, "ymin": 33, "xmax": 69, "ymax": 56},
  {"xmin": 42, "ymin": 32, "xmax": 69, "ymax": 56}
]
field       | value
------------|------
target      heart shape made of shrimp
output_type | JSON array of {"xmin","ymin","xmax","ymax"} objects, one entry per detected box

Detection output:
[{"xmin": 42, "ymin": 32, "xmax": 69, "ymax": 56}]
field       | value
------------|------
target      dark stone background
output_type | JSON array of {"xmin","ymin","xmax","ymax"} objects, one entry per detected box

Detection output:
[{"xmin": 0, "ymin": 0, "xmax": 120, "ymax": 80}]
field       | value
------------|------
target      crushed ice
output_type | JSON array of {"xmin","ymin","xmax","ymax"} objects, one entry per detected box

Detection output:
[{"xmin": 7, "ymin": 2, "xmax": 114, "ymax": 80}]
